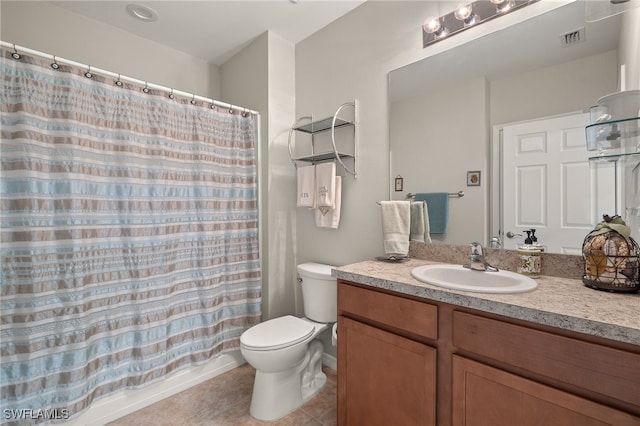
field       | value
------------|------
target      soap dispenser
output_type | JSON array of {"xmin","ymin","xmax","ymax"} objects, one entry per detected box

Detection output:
[
  {"xmin": 530, "ymin": 228, "xmax": 545, "ymax": 252},
  {"xmin": 517, "ymin": 230, "xmax": 541, "ymax": 278}
]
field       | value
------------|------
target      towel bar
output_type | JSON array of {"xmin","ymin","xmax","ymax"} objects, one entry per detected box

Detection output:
[
  {"xmin": 407, "ymin": 191, "xmax": 464, "ymax": 199},
  {"xmin": 376, "ymin": 191, "xmax": 464, "ymax": 205}
]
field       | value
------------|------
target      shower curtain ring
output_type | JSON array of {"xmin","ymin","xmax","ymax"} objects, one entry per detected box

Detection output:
[
  {"xmin": 142, "ymin": 82, "xmax": 150, "ymax": 94},
  {"xmin": 51, "ymin": 56, "xmax": 60, "ymax": 70},
  {"xmin": 84, "ymin": 65, "xmax": 93, "ymax": 79},
  {"xmin": 242, "ymin": 108, "xmax": 248, "ymax": 117},
  {"xmin": 115, "ymin": 74, "xmax": 123, "ymax": 87},
  {"xmin": 190, "ymin": 94, "xmax": 196, "ymax": 105},
  {"xmin": 11, "ymin": 44, "xmax": 21, "ymax": 60},
  {"xmin": 168, "ymin": 88, "xmax": 175, "ymax": 100}
]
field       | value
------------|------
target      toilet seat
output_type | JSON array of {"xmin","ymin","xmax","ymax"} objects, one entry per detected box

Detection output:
[{"xmin": 241, "ymin": 315, "xmax": 315, "ymax": 351}]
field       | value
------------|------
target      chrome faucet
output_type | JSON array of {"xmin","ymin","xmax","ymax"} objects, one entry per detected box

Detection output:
[
  {"xmin": 464, "ymin": 242, "xmax": 499, "ymax": 272},
  {"xmin": 488, "ymin": 236, "xmax": 502, "ymax": 248}
]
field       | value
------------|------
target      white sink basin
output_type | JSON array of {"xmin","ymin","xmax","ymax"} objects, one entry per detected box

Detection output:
[{"xmin": 411, "ymin": 264, "xmax": 537, "ymax": 294}]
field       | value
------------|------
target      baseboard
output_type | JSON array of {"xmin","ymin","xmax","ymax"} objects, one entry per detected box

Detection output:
[
  {"xmin": 66, "ymin": 351, "xmax": 246, "ymax": 426},
  {"xmin": 322, "ymin": 352, "xmax": 337, "ymax": 371}
]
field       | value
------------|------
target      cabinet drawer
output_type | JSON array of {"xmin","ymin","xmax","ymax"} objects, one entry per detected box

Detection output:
[
  {"xmin": 453, "ymin": 311, "xmax": 640, "ymax": 408},
  {"xmin": 338, "ymin": 281, "xmax": 437, "ymax": 340},
  {"xmin": 452, "ymin": 356, "xmax": 639, "ymax": 426}
]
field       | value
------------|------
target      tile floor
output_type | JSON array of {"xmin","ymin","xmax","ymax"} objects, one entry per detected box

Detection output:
[{"xmin": 108, "ymin": 364, "xmax": 337, "ymax": 426}]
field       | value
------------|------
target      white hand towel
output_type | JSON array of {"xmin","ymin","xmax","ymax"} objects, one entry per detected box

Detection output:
[
  {"xmin": 315, "ymin": 162, "xmax": 336, "ymax": 215},
  {"xmin": 380, "ymin": 200, "xmax": 411, "ymax": 257},
  {"xmin": 410, "ymin": 201, "xmax": 432, "ymax": 243},
  {"xmin": 296, "ymin": 164, "xmax": 315, "ymax": 208},
  {"xmin": 315, "ymin": 176, "xmax": 342, "ymax": 229}
]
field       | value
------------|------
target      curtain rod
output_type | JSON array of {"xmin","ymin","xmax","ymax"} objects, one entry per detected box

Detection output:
[{"xmin": 1, "ymin": 41, "xmax": 259, "ymax": 116}]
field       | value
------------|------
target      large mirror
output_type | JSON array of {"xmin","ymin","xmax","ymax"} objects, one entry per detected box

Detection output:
[{"xmin": 389, "ymin": 0, "xmax": 638, "ymax": 254}]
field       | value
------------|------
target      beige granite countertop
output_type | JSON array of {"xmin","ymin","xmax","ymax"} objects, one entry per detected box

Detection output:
[{"xmin": 333, "ymin": 258, "xmax": 640, "ymax": 346}]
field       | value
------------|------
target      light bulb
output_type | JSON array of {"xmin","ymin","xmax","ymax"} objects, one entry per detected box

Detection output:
[
  {"xmin": 423, "ymin": 16, "xmax": 449, "ymax": 38},
  {"xmin": 423, "ymin": 16, "xmax": 441, "ymax": 34},
  {"xmin": 454, "ymin": 3, "xmax": 473, "ymax": 20},
  {"xmin": 455, "ymin": 3, "xmax": 479, "ymax": 26},
  {"xmin": 491, "ymin": 0, "xmax": 513, "ymax": 13}
]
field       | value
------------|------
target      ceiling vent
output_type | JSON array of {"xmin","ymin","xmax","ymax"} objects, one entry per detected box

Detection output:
[{"xmin": 560, "ymin": 27, "xmax": 586, "ymax": 47}]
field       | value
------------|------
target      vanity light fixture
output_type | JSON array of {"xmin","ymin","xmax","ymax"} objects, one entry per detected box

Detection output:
[{"xmin": 423, "ymin": 0, "xmax": 538, "ymax": 48}]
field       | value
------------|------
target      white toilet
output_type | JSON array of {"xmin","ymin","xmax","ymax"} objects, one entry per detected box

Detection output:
[{"xmin": 240, "ymin": 262, "xmax": 337, "ymax": 421}]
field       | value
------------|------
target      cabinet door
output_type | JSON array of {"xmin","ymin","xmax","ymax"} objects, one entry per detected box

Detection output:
[
  {"xmin": 338, "ymin": 316, "xmax": 436, "ymax": 426},
  {"xmin": 452, "ymin": 356, "xmax": 640, "ymax": 426}
]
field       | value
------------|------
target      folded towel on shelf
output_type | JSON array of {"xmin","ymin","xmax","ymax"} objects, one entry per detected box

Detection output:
[
  {"xmin": 315, "ymin": 176, "xmax": 342, "ymax": 229},
  {"xmin": 414, "ymin": 192, "xmax": 449, "ymax": 234},
  {"xmin": 315, "ymin": 162, "xmax": 336, "ymax": 215},
  {"xmin": 410, "ymin": 201, "xmax": 432, "ymax": 243},
  {"xmin": 296, "ymin": 164, "xmax": 316, "ymax": 208},
  {"xmin": 380, "ymin": 200, "xmax": 411, "ymax": 257}
]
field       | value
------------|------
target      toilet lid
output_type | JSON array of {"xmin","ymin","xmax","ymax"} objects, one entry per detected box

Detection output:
[{"xmin": 241, "ymin": 315, "xmax": 315, "ymax": 351}]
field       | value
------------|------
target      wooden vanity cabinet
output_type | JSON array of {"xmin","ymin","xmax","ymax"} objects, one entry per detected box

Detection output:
[
  {"xmin": 337, "ymin": 280, "xmax": 437, "ymax": 426},
  {"xmin": 337, "ymin": 280, "xmax": 640, "ymax": 426}
]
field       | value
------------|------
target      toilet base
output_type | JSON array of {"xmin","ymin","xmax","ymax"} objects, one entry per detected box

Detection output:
[{"xmin": 249, "ymin": 340, "xmax": 326, "ymax": 421}]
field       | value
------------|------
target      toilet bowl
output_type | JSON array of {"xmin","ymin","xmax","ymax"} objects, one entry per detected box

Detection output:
[{"xmin": 240, "ymin": 263, "xmax": 337, "ymax": 421}]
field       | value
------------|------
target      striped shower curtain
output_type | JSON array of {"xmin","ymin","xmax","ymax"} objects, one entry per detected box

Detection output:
[{"xmin": 0, "ymin": 48, "xmax": 261, "ymax": 424}]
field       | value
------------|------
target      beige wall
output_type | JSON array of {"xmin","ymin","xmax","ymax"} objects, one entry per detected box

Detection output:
[
  {"xmin": 490, "ymin": 50, "xmax": 618, "ymax": 126},
  {"xmin": 265, "ymin": 33, "xmax": 299, "ymax": 319},
  {"xmin": 0, "ymin": 1, "xmax": 218, "ymax": 98},
  {"xmin": 220, "ymin": 32, "xmax": 297, "ymax": 321},
  {"xmin": 390, "ymin": 76, "xmax": 489, "ymax": 245}
]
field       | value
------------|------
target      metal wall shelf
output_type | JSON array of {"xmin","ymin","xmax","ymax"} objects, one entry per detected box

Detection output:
[
  {"xmin": 288, "ymin": 101, "xmax": 358, "ymax": 178},
  {"xmin": 293, "ymin": 117, "xmax": 353, "ymax": 134},
  {"xmin": 586, "ymin": 117, "xmax": 640, "ymax": 154},
  {"xmin": 586, "ymin": 113, "xmax": 639, "ymax": 237}
]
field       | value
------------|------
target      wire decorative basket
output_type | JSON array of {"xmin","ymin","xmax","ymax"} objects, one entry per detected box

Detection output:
[{"xmin": 582, "ymin": 230, "xmax": 639, "ymax": 293}]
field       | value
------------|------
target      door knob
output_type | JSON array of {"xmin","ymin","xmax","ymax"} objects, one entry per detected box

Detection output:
[{"xmin": 505, "ymin": 231, "xmax": 522, "ymax": 239}]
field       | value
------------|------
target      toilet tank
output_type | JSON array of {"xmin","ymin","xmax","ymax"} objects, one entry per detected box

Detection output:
[{"xmin": 297, "ymin": 262, "xmax": 337, "ymax": 323}]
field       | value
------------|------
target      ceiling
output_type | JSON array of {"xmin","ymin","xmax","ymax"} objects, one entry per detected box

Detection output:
[{"xmin": 50, "ymin": 0, "xmax": 367, "ymax": 66}]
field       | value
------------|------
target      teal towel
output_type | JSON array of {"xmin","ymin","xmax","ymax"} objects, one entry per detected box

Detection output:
[{"xmin": 414, "ymin": 193, "xmax": 449, "ymax": 234}]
